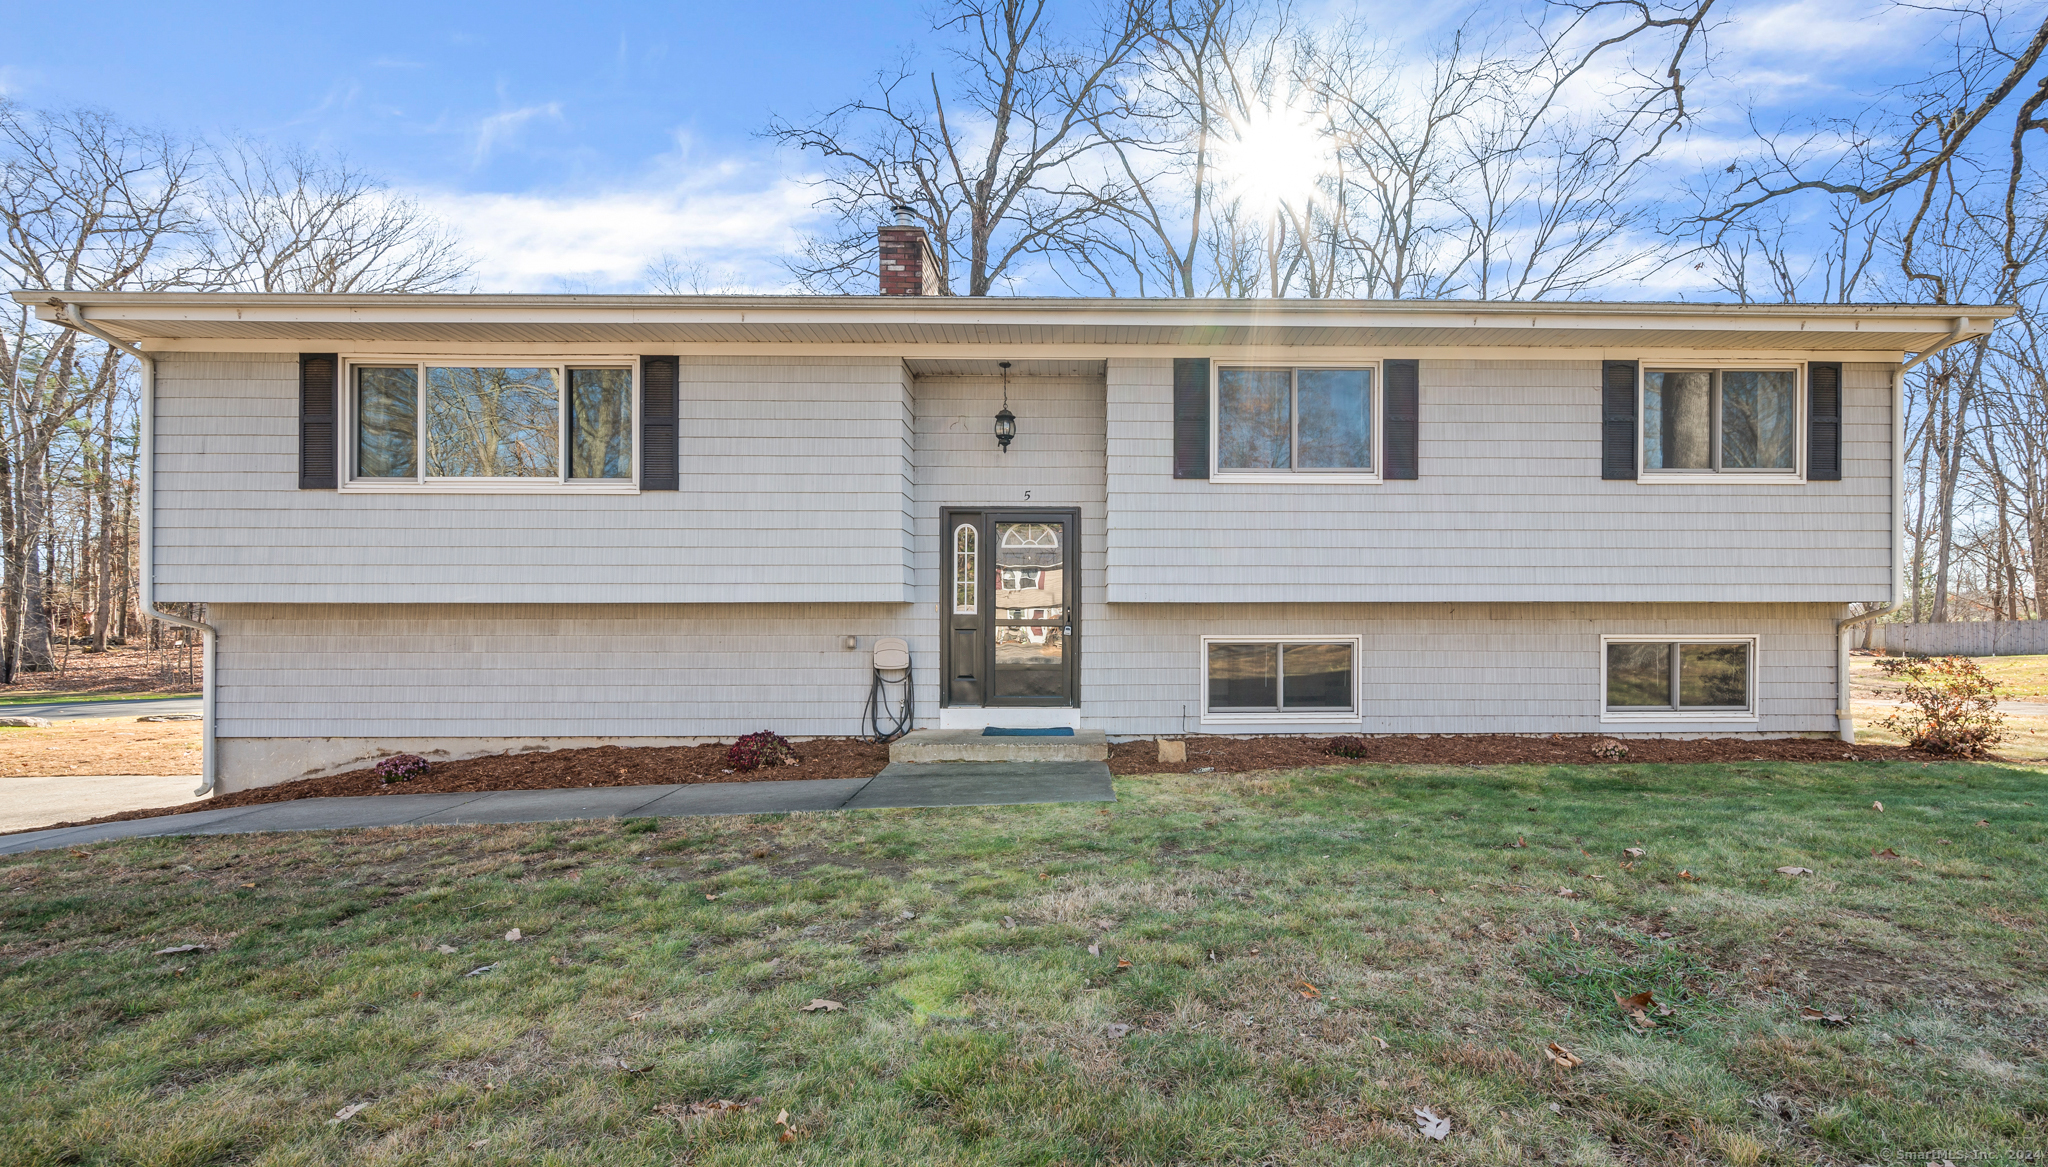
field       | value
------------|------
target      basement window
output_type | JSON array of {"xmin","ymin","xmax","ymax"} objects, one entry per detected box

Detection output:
[
  {"xmin": 1602, "ymin": 637, "xmax": 1756, "ymax": 720},
  {"xmin": 1202, "ymin": 637, "xmax": 1360, "ymax": 722}
]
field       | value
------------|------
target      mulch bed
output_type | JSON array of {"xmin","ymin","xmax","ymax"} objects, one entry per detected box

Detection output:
[
  {"xmin": 17, "ymin": 732, "xmax": 1941, "ymax": 837},
  {"xmin": 1108, "ymin": 733, "xmax": 1927, "ymax": 775},
  {"xmin": 16, "ymin": 738, "xmax": 893, "ymax": 835}
]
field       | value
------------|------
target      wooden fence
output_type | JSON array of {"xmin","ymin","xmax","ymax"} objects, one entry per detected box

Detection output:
[{"xmin": 1872, "ymin": 620, "xmax": 2048, "ymax": 656}]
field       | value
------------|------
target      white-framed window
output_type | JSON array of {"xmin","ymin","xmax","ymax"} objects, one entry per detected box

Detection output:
[
  {"xmin": 1641, "ymin": 363, "xmax": 1802, "ymax": 482},
  {"xmin": 1213, "ymin": 364, "xmax": 1381, "ymax": 483},
  {"xmin": 343, "ymin": 358, "xmax": 639, "ymax": 492},
  {"xmin": 1201, "ymin": 635, "xmax": 1362, "ymax": 722},
  {"xmin": 952, "ymin": 523, "xmax": 978, "ymax": 614},
  {"xmin": 1601, "ymin": 635, "xmax": 1758, "ymax": 722}
]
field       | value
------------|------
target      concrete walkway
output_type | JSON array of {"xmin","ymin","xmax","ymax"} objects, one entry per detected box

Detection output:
[
  {"xmin": 0, "ymin": 774, "xmax": 204, "ymax": 833},
  {"xmin": 0, "ymin": 760, "xmax": 1114, "ymax": 855},
  {"xmin": 2, "ymin": 695, "xmax": 202, "ymax": 721}
]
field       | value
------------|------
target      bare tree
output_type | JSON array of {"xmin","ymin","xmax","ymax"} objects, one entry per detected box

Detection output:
[
  {"xmin": 195, "ymin": 138, "xmax": 471, "ymax": 293},
  {"xmin": 767, "ymin": 0, "xmax": 1152, "ymax": 295}
]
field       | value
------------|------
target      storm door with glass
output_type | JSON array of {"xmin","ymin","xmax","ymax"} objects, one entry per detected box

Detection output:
[{"xmin": 941, "ymin": 509, "xmax": 1078, "ymax": 707}]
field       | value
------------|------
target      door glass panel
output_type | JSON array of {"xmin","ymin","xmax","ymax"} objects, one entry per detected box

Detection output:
[
  {"xmin": 995, "ymin": 523, "xmax": 1064, "ymax": 621},
  {"xmin": 953, "ymin": 523, "xmax": 978, "ymax": 614},
  {"xmin": 992, "ymin": 624, "xmax": 1064, "ymax": 698}
]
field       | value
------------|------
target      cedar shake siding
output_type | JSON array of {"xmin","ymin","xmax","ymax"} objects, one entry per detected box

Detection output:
[
  {"xmin": 208, "ymin": 600, "xmax": 1840, "ymax": 791},
  {"xmin": 152, "ymin": 353, "xmax": 917, "ymax": 604},
  {"xmin": 1104, "ymin": 358, "xmax": 1894, "ymax": 604}
]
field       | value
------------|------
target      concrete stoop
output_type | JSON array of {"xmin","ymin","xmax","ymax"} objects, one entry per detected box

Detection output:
[{"xmin": 888, "ymin": 728, "xmax": 1108, "ymax": 764}]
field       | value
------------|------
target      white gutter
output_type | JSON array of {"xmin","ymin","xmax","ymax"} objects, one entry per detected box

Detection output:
[
  {"xmin": 51, "ymin": 301, "xmax": 217, "ymax": 796},
  {"xmin": 1834, "ymin": 319, "xmax": 1978, "ymax": 742}
]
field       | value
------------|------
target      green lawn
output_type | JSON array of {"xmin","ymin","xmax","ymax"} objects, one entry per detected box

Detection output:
[
  {"xmin": 0, "ymin": 691, "xmax": 197, "ymax": 706},
  {"xmin": 3, "ymin": 761, "xmax": 2044, "ymax": 1166}
]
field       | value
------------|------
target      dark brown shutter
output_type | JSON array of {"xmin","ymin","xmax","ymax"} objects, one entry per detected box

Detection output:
[
  {"xmin": 1601, "ymin": 360, "xmax": 1638, "ymax": 480},
  {"xmin": 1808, "ymin": 361, "xmax": 1842, "ymax": 481},
  {"xmin": 1172, "ymin": 357, "xmax": 1210, "ymax": 479},
  {"xmin": 1383, "ymin": 359, "xmax": 1419, "ymax": 480},
  {"xmin": 298, "ymin": 353, "xmax": 337, "ymax": 489},
  {"xmin": 640, "ymin": 355, "xmax": 680, "ymax": 491}
]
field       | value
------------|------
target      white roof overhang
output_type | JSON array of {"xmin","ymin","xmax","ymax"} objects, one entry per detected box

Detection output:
[{"xmin": 10, "ymin": 291, "xmax": 2010, "ymax": 356}]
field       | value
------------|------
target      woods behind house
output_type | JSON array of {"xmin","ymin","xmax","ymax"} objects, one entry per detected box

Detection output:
[{"xmin": 7, "ymin": 0, "xmax": 2048, "ymax": 681}]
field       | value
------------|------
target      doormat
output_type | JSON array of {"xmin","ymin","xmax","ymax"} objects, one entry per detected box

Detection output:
[{"xmin": 981, "ymin": 727, "xmax": 1075, "ymax": 737}]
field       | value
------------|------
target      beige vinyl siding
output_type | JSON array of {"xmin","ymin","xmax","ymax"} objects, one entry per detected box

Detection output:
[
  {"xmin": 153, "ymin": 353, "xmax": 919, "ymax": 604},
  {"xmin": 1105, "ymin": 357, "xmax": 1892, "ymax": 603},
  {"xmin": 1081, "ymin": 601, "xmax": 1841, "ymax": 736}
]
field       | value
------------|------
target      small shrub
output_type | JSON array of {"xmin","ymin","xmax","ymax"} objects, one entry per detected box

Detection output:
[
  {"xmin": 1876, "ymin": 655, "xmax": 2005, "ymax": 756},
  {"xmin": 1591, "ymin": 738, "xmax": 1631, "ymax": 761},
  {"xmin": 726, "ymin": 731, "xmax": 797, "ymax": 773},
  {"xmin": 376, "ymin": 754, "xmax": 429, "ymax": 784},
  {"xmin": 1326, "ymin": 735, "xmax": 1368, "ymax": 759}
]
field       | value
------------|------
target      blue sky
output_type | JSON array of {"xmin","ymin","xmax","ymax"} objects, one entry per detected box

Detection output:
[{"xmin": 1, "ymin": 0, "xmax": 1992, "ymax": 295}]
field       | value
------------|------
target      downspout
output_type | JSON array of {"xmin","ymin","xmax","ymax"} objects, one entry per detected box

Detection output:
[
  {"xmin": 49, "ymin": 301, "xmax": 218, "ymax": 796},
  {"xmin": 1834, "ymin": 318, "xmax": 1974, "ymax": 742}
]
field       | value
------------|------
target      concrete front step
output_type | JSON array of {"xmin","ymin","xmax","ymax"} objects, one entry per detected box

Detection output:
[{"xmin": 889, "ymin": 728, "xmax": 1108, "ymax": 764}]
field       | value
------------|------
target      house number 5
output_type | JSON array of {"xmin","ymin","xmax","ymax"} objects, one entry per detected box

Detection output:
[{"xmin": 1023, "ymin": 490, "xmax": 1032, "ymax": 500}]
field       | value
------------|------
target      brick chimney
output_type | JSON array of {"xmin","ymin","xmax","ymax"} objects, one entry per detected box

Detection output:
[{"xmin": 878, "ymin": 204, "xmax": 943, "ymax": 296}]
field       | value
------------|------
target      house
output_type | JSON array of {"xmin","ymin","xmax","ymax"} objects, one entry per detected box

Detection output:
[{"xmin": 16, "ymin": 221, "xmax": 2009, "ymax": 793}]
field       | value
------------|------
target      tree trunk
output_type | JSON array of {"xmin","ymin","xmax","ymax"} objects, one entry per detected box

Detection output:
[{"xmin": 92, "ymin": 389, "xmax": 115, "ymax": 651}]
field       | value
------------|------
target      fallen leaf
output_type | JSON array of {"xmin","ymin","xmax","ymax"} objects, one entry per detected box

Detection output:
[
  {"xmin": 504, "ymin": 928, "xmax": 523, "ymax": 942},
  {"xmin": 437, "ymin": 944, "xmax": 458, "ymax": 954},
  {"xmin": 1544, "ymin": 1041, "xmax": 1583, "ymax": 1069},
  {"xmin": 1555, "ymin": 887, "xmax": 1582, "ymax": 899},
  {"xmin": 1776, "ymin": 866, "xmax": 1813, "ymax": 877},
  {"xmin": 800, "ymin": 998, "xmax": 843, "ymax": 1012},
  {"xmin": 704, "ymin": 893, "xmax": 720, "ymax": 902},
  {"xmin": 327, "ymin": 1102, "xmax": 368, "ymax": 1125},
  {"xmin": 1087, "ymin": 942, "xmax": 1101, "ymax": 957},
  {"xmin": 750, "ymin": 846, "xmax": 772, "ymax": 859},
  {"xmin": 464, "ymin": 963, "xmax": 498, "ymax": 977},
  {"xmin": 775, "ymin": 1107, "xmax": 798, "ymax": 1143},
  {"xmin": 1976, "ymin": 820, "xmax": 1990, "ymax": 827},
  {"xmin": 1509, "ymin": 837, "xmax": 1526, "ymax": 848},
  {"xmin": 1872, "ymin": 801, "xmax": 1884, "ymax": 812},
  {"xmin": 467, "ymin": 1139, "xmax": 489, "ymax": 1149},
  {"xmin": 1936, "ymin": 837, "xmax": 1952, "ymax": 845},
  {"xmin": 1373, "ymin": 1035, "xmax": 1390, "ymax": 1050},
  {"xmin": 1001, "ymin": 916, "xmax": 1017, "ymax": 929},
  {"xmin": 69, "ymin": 848, "xmax": 92, "ymax": 858},
  {"xmin": 1548, "ymin": 1101, "xmax": 1563, "ymax": 1114},
  {"xmin": 1615, "ymin": 989, "xmax": 1659, "ymax": 1029},
  {"xmin": 1297, "ymin": 980, "xmax": 1320, "ymax": 999},
  {"xmin": 1799, "ymin": 1006, "xmax": 1851, "ymax": 1026},
  {"xmin": 239, "ymin": 882, "xmax": 256, "ymax": 889},
  {"xmin": 1677, "ymin": 870, "xmax": 1696, "ymax": 880},
  {"xmin": 1106, "ymin": 1022, "xmax": 1132, "ymax": 1039},
  {"xmin": 1116, "ymin": 957, "xmax": 1132, "ymax": 970},
  {"xmin": 899, "ymin": 911, "xmax": 916, "ymax": 920},
  {"xmin": 1623, "ymin": 847, "xmax": 1646, "ymax": 858},
  {"xmin": 1896, "ymin": 1035, "xmax": 1919, "ymax": 1046},
  {"xmin": 1414, "ymin": 1106, "xmax": 1451, "ymax": 1141},
  {"xmin": 1652, "ymin": 930, "xmax": 1673, "ymax": 939},
  {"xmin": 1093, "ymin": 917, "xmax": 1116, "ymax": 930},
  {"xmin": 656, "ymin": 1098, "xmax": 756, "ymax": 1124},
  {"xmin": 598, "ymin": 1054, "xmax": 653, "ymax": 1073},
  {"xmin": 1249, "ymin": 946, "xmax": 1260, "ymax": 956},
  {"xmin": 153, "ymin": 944, "xmax": 207, "ymax": 956}
]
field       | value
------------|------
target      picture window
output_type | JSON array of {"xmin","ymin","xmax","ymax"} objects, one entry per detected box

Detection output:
[
  {"xmin": 1215, "ymin": 366, "xmax": 1375, "ymax": 476},
  {"xmin": 347, "ymin": 361, "xmax": 636, "ymax": 487}
]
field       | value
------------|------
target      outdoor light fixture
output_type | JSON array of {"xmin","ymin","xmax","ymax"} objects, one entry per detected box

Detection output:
[{"xmin": 994, "ymin": 361, "xmax": 1017, "ymax": 451}]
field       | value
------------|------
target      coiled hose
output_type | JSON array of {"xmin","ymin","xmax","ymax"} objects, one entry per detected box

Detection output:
[{"xmin": 863, "ymin": 662, "xmax": 913, "ymax": 743}]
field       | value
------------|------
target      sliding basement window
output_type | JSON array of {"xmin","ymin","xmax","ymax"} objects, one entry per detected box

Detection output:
[
  {"xmin": 1202, "ymin": 636, "xmax": 1361, "ymax": 723},
  {"xmin": 1602, "ymin": 636, "xmax": 1757, "ymax": 721}
]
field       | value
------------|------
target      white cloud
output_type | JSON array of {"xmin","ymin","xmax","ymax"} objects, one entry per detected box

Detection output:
[
  {"xmin": 413, "ymin": 155, "xmax": 821, "ymax": 293},
  {"xmin": 1718, "ymin": 0, "xmax": 1943, "ymax": 60},
  {"xmin": 473, "ymin": 102, "xmax": 563, "ymax": 165}
]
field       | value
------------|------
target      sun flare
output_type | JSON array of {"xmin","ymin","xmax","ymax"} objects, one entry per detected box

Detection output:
[{"xmin": 1212, "ymin": 103, "xmax": 1332, "ymax": 215}]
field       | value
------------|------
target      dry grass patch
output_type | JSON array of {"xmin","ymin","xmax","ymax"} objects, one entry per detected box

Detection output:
[{"xmin": 0, "ymin": 719, "xmax": 201, "ymax": 777}]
